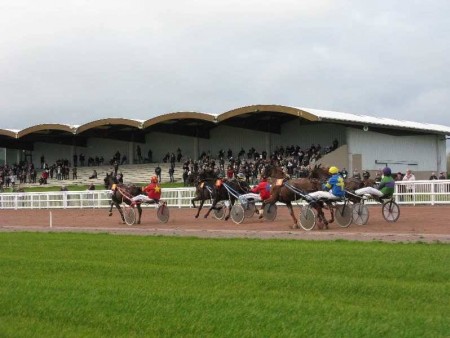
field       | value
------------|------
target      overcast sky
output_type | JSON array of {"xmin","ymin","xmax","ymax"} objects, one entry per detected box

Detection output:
[{"xmin": 1, "ymin": 0, "xmax": 449, "ymax": 136}]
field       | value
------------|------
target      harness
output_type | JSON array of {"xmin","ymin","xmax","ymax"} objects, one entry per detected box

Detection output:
[
  {"xmin": 283, "ymin": 181, "xmax": 309, "ymax": 201},
  {"xmin": 114, "ymin": 184, "xmax": 136, "ymax": 204},
  {"xmin": 222, "ymin": 181, "xmax": 247, "ymax": 201}
]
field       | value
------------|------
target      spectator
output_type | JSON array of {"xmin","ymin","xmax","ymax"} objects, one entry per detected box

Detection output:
[
  {"xmin": 429, "ymin": 172, "xmax": 438, "ymax": 180},
  {"xmin": 148, "ymin": 149, "xmax": 153, "ymax": 163},
  {"xmin": 402, "ymin": 169, "xmax": 416, "ymax": 201},
  {"xmin": 169, "ymin": 166, "xmax": 175, "ymax": 183},
  {"xmin": 136, "ymin": 145, "xmax": 143, "ymax": 163},
  {"xmin": 72, "ymin": 167, "xmax": 78, "ymax": 180},
  {"xmin": 438, "ymin": 172, "xmax": 446, "ymax": 179},
  {"xmin": 79, "ymin": 153, "xmax": 85, "ymax": 166},
  {"xmin": 89, "ymin": 169, "xmax": 97, "ymax": 179},
  {"xmin": 88, "ymin": 183, "xmax": 95, "ymax": 190},
  {"xmin": 155, "ymin": 164, "xmax": 162, "ymax": 182}
]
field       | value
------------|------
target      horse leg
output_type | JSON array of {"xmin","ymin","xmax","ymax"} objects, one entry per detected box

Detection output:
[
  {"xmin": 204, "ymin": 198, "xmax": 217, "ymax": 218},
  {"xmin": 136, "ymin": 205, "xmax": 142, "ymax": 224},
  {"xmin": 195, "ymin": 200, "xmax": 204, "ymax": 218},
  {"xmin": 316, "ymin": 203, "xmax": 328, "ymax": 230},
  {"xmin": 224, "ymin": 199, "xmax": 234, "ymax": 221},
  {"xmin": 258, "ymin": 201, "xmax": 266, "ymax": 219},
  {"xmin": 286, "ymin": 202, "xmax": 298, "ymax": 228},
  {"xmin": 108, "ymin": 201, "xmax": 114, "ymax": 216},
  {"xmin": 326, "ymin": 202, "xmax": 334, "ymax": 224},
  {"xmin": 114, "ymin": 202, "xmax": 125, "ymax": 224}
]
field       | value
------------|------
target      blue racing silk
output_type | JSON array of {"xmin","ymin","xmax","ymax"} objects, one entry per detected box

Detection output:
[{"xmin": 322, "ymin": 173, "xmax": 345, "ymax": 197}]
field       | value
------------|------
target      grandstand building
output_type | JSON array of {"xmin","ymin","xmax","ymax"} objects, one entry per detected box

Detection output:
[{"xmin": 1, "ymin": 104, "xmax": 449, "ymax": 179}]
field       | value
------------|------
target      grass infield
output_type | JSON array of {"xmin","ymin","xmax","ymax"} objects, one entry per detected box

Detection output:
[{"xmin": 0, "ymin": 233, "xmax": 448, "ymax": 337}]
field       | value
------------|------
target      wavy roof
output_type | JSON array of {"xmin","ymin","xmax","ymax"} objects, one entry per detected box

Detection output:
[{"xmin": 1, "ymin": 105, "xmax": 449, "ymax": 140}]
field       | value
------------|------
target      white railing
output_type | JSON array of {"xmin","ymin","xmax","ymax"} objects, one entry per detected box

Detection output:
[
  {"xmin": 394, "ymin": 180, "xmax": 450, "ymax": 205},
  {"xmin": 0, "ymin": 188, "xmax": 199, "ymax": 210},
  {"xmin": 0, "ymin": 181, "xmax": 449, "ymax": 209}
]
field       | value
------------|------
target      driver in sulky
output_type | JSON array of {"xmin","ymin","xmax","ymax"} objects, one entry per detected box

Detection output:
[{"xmin": 132, "ymin": 176, "xmax": 162, "ymax": 204}]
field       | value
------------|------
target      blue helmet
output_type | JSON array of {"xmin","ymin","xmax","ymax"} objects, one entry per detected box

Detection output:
[{"xmin": 382, "ymin": 167, "xmax": 391, "ymax": 176}]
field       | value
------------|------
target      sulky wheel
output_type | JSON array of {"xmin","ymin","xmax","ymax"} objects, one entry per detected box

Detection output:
[
  {"xmin": 263, "ymin": 203, "xmax": 277, "ymax": 222},
  {"xmin": 382, "ymin": 200, "xmax": 400, "ymax": 222},
  {"xmin": 352, "ymin": 203, "xmax": 369, "ymax": 225},
  {"xmin": 157, "ymin": 202, "xmax": 170, "ymax": 223},
  {"xmin": 243, "ymin": 200, "xmax": 256, "ymax": 218},
  {"xmin": 334, "ymin": 204, "xmax": 353, "ymax": 228},
  {"xmin": 230, "ymin": 204, "xmax": 245, "ymax": 224},
  {"xmin": 123, "ymin": 205, "xmax": 136, "ymax": 226},
  {"xmin": 213, "ymin": 201, "xmax": 227, "ymax": 220},
  {"xmin": 299, "ymin": 205, "xmax": 316, "ymax": 231}
]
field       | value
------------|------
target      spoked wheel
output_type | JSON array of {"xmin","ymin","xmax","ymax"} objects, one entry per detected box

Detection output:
[
  {"xmin": 230, "ymin": 204, "xmax": 245, "ymax": 224},
  {"xmin": 213, "ymin": 201, "xmax": 227, "ymax": 220},
  {"xmin": 382, "ymin": 200, "xmax": 400, "ymax": 222},
  {"xmin": 299, "ymin": 205, "xmax": 316, "ymax": 231},
  {"xmin": 334, "ymin": 203, "xmax": 353, "ymax": 228},
  {"xmin": 263, "ymin": 203, "xmax": 277, "ymax": 222},
  {"xmin": 123, "ymin": 205, "xmax": 136, "ymax": 225},
  {"xmin": 352, "ymin": 203, "xmax": 369, "ymax": 225},
  {"xmin": 243, "ymin": 201, "xmax": 256, "ymax": 218},
  {"xmin": 157, "ymin": 202, "xmax": 170, "ymax": 223}
]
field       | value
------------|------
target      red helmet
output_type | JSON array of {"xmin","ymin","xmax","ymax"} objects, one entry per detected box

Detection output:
[{"xmin": 151, "ymin": 176, "xmax": 158, "ymax": 183}]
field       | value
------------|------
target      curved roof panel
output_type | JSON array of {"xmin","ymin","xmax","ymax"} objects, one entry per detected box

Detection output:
[
  {"xmin": 142, "ymin": 111, "xmax": 216, "ymax": 129},
  {"xmin": 0, "ymin": 129, "xmax": 19, "ymax": 138},
  {"xmin": 76, "ymin": 118, "xmax": 144, "ymax": 134},
  {"xmin": 142, "ymin": 112, "xmax": 217, "ymax": 139},
  {"xmin": 218, "ymin": 104, "xmax": 319, "ymax": 122},
  {"xmin": 18, "ymin": 124, "xmax": 76, "ymax": 138}
]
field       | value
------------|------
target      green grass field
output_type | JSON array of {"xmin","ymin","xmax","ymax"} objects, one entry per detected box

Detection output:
[{"xmin": 0, "ymin": 233, "xmax": 448, "ymax": 337}]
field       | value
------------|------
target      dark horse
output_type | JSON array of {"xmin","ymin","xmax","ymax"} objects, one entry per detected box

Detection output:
[
  {"xmin": 203, "ymin": 178, "xmax": 250, "ymax": 220},
  {"xmin": 191, "ymin": 176, "xmax": 217, "ymax": 218},
  {"xmin": 262, "ymin": 163, "xmax": 323, "ymax": 227},
  {"xmin": 104, "ymin": 173, "xmax": 144, "ymax": 224}
]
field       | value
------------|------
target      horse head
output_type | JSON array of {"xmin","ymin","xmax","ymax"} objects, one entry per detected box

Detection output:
[
  {"xmin": 263, "ymin": 163, "xmax": 285, "ymax": 180},
  {"xmin": 309, "ymin": 164, "xmax": 329, "ymax": 182}
]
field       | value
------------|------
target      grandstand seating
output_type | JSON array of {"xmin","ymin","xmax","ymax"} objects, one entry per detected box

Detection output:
[{"xmin": 24, "ymin": 163, "xmax": 183, "ymax": 188}]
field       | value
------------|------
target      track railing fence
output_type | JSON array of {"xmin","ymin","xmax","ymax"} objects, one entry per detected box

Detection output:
[{"xmin": 0, "ymin": 181, "xmax": 449, "ymax": 210}]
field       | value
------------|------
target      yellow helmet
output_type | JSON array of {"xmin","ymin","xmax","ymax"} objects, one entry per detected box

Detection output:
[{"xmin": 328, "ymin": 166, "xmax": 339, "ymax": 174}]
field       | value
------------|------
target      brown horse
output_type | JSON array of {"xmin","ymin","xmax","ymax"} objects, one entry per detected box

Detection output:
[
  {"xmin": 343, "ymin": 176, "xmax": 377, "ymax": 203},
  {"xmin": 262, "ymin": 164, "xmax": 323, "ymax": 227}
]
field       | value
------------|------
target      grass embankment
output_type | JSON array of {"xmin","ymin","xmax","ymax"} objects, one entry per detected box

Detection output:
[{"xmin": 0, "ymin": 233, "xmax": 448, "ymax": 337}]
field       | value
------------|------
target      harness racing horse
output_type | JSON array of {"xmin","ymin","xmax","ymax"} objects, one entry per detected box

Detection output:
[
  {"xmin": 203, "ymin": 178, "xmax": 250, "ymax": 220},
  {"xmin": 191, "ymin": 177, "xmax": 217, "ymax": 218},
  {"xmin": 105, "ymin": 174, "xmax": 144, "ymax": 224},
  {"xmin": 262, "ymin": 163, "xmax": 323, "ymax": 227}
]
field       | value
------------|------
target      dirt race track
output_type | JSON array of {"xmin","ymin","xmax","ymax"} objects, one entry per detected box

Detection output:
[{"xmin": 1, "ymin": 205, "xmax": 449, "ymax": 243}]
